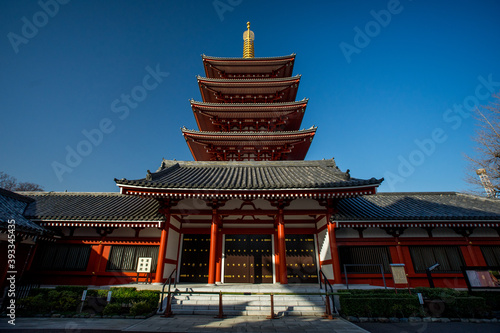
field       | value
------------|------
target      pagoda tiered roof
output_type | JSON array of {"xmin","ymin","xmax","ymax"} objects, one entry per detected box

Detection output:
[
  {"xmin": 182, "ymin": 127, "xmax": 316, "ymax": 161},
  {"xmin": 202, "ymin": 54, "xmax": 296, "ymax": 78},
  {"xmin": 190, "ymin": 99, "xmax": 308, "ymax": 132},
  {"xmin": 115, "ymin": 159, "xmax": 382, "ymax": 199},
  {"xmin": 197, "ymin": 75, "xmax": 301, "ymax": 103}
]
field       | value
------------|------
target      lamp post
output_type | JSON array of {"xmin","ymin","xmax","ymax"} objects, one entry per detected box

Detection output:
[{"xmin": 426, "ymin": 263, "xmax": 440, "ymax": 288}]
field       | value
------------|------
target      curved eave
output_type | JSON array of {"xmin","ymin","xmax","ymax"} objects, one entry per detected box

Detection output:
[
  {"xmin": 190, "ymin": 99, "xmax": 308, "ymax": 110},
  {"xmin": 197, "ymin": 75, "xmax": 301, "ymax": 84},
  {"xmin": 32, "ymin": 218, "xmax": 163, "ymax": 223},
  {"xmin": 202, "ymin": 54, "xmax": 296, "ymax": 61},
  {"xmin": 181, "ymin": 127, "xmax": 316, "ymax": 138},
  {"xmin": 202, "ymin": 54, "xmax": 296, "ymax": 78},
  {"xmin": 335, "ymin": 222, "xmax": 500, "ymax": 229},
  {"xmin": 116, "ymin": 183, "xmax": 382, "ymax": 199}
]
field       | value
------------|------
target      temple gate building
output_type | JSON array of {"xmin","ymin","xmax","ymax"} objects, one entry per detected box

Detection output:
[{"xmin": 3, "ymin": 23, "xmax": 499, "ymax": 290}]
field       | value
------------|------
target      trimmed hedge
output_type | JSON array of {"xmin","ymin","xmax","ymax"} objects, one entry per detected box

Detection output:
[
  {"xmin": 19, "ymin": 289, "xmax": 80, "ymax": 314},
  {"xmin": 18, "ymin": 287, "xmax": 160, "ymax": 317},
  {"xmin": 339, "ymin": 294, "xmax": 421, "ymax": 318},
  {"xmin": 338, "ymin": 288, "xmax": 496, "ymax": 318}
]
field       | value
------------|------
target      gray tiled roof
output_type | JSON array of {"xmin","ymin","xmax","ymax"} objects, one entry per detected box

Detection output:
[
  {"xmin": 0, "ymin": 188, "xmax": 48, "ymax": 235},
  {"xmin": 13, "ymin": 190, "xmax": 500, "ymax": 223},
  {"xmin": 115, "ymin": 159, "xmax": 383, "ymax": 190},
  {"xmin": 334, "ymin": 192, "xmax": 500, "ymax": 221},
  {"xmin": 21, "ymin": 192, "xmax": 162, "ymax": 221}
]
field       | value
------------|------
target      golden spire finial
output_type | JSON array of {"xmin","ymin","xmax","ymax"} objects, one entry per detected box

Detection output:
[{"xmin": 243, "ymin": 21, "xmax": 254, "ymax": 58}]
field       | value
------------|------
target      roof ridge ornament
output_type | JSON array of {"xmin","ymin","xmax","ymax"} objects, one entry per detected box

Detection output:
[{"xmin": 243, "ymin": 21, "xmax": 254, "ymax": 59}]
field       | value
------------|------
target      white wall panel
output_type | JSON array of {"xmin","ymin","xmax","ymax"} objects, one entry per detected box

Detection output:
[
  {"xmin": 321, "ymin": 264, "xmax": 334, "ymax": 280},
  {"xmin": 336, "ymin": 228, "xmax": 359, "ymax": 238},
  {"xmin": 318, "ymin": 228, "xmax": 331, "ymax": 261},
  {"xmin": 166, "ymin": 229, "xmax": 180, "ymax": 260},
  {"xmin": 107, "ymin": 228, "xmax": 135, "ymax": 237},
  {"xmin": 470, "ymin": 227, "xmax": 499, "ymax": 237},
  {"xmin": 163, "ymin": 263, "xmax": 177, "ymax": 279}
]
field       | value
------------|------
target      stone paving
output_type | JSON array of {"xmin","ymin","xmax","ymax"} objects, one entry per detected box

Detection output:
[{"xmin": 0, "ymin": 315, "xmax": 370, "ymax": 332}]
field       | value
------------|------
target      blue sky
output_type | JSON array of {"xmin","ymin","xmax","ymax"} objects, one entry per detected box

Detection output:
[{"xmin": 1, "ymin": 0, "xmax": 500, "ymax": 194}]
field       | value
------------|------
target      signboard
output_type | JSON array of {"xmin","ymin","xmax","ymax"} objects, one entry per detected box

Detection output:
[
  {"xmin": 463, "ymin": 266, "xmax": 500, "ymax": 291},
  {"xmin": 390, "ymin": 264, "xmax": 408, "ymax": 284},
  {"xmin": 137, "ymin": 257, "xmax": 152, "ymax": 273}
]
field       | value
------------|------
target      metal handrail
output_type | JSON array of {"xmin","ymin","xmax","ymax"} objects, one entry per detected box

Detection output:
[
  {"xmin": 159, "ymin": 269, "xmax": 177, "ymax": 312},
  {"xmin": 319, "ymin": 269, "xmax": 337, "ymax": 315},
  {"xmin": 157, "ymin": 290, "xmax": 346, "ymax": 318}
]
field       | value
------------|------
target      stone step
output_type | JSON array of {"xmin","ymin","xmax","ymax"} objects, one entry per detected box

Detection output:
[
  {"xmin": 162, "ymin": 292, "xmax": 327, "ymax": 316},
  {"xmin": 170, "ymin": 308, "xmax": 325, "ymax": 317},
  {"xmin": 172, "ymin": 297, "xmax": 325, "ymax": 306},
  {"xmin": 172, "ymin": 295, "xmax": 324, "ymax": 301}
]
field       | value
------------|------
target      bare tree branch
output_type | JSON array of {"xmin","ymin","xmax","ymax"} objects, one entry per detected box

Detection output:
[
  {"xmin": 0, "ymin": 171, "xmax": 44, "ymax": 191},
  {"xmin": 465, "ymin": 93, "xmax": 500, "ymax": 196}
]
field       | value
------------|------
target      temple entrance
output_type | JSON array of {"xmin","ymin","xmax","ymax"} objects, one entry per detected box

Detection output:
[
  {"xmin": 286, "ymin": 235, "xmax": 318, "ymax": 283},
  {"xmin": 224, "ymin": 235, "xmax": 273, "ymax": 283},
  {"xmin": 179, "ymin": 234, "xmax": 210, "ymax": 282}
]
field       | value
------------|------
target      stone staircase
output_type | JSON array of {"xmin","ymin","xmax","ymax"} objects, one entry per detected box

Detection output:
[{"xmin": 159, "ymin": 284, "xmax": 329, "ymax": 317}]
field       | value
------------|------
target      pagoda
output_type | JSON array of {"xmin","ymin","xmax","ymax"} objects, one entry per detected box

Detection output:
[
  {"xmin": 182, "ymin": 22, "xmax": 315, "ymax": 162},
  {"xmin": 115, "ymin": 23, "xmax": 383, "ymax": 286},
  {"xmin": 15, "ymin": 24, "xmax": 500, "ymax": 292}
]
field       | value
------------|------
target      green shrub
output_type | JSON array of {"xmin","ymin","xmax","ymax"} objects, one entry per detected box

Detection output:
[
  {"xmin": 470, "ymin": 291, "xmax": 500, "ymax": 311},
  {"xmin": 19, "ymin": 294, "xmax": 51, "ymax": 314},
  {"xmin": 103, "ymin": 303, "xmax": 125, "ymax": 316},
  {"xmin": 54, "ymin": 285, "xmax": 87, "ymax": 294},
  {"xmin": 27, "ymin": 288, "xmax": 50, "ymax": 297},
  {"xmin": 339, "ymin": 295, "xmax": 421, "ymax": 318},
  {"xmin": 130, "ymin": 300, "xmax": 154, "ymax": 316},
  {"xmin": 109, "ymin": 287, "xmax": 138, "ymax": 305},
  {"xmin": 55, "ymin": 291, "xmax": 80, "ymax": 312},
  {"xmin": 135, "ymin": 290, "xmax": 160, "ymax": 308},
  {"xmin": 337, "ymin": 288, "xmax": 495, "ymax": 318},
  {"xmin": 442, "ymin": 297, "xmax": 487, "ymax": 318},
  {"xmin": 107, "ymin": 288, "xmax": 159, "ymax": 308},
  {"xmin": 86, "ymin": 289, "xmax": 109, "ymax": 298},
  {"xmin": 19, "ymin": 286, "xmax": 160, "ymax": 317},
  {"xmin": 412, "ymin": 287, "xmax": 467, "ymax": 300}
]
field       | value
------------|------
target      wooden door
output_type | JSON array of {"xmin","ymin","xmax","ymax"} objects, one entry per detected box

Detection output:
[
  {"xmin": 285, "ymin": 235, "xmax": 318, "ymax": 283},
  {"xmin": 224, "ymin": 235, "xmax": 273, "ymax": 283},
  {"xmin": 179, "ymin": 234, "xmax": 210, "ymax": 282}
]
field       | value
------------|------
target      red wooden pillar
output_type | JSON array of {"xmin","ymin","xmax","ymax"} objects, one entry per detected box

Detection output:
[
  {"xmin": 91, "ymin": 239, "xmax": 104, "ymax": 285},
  {"xmin": 466, "ymin": 238, "xmax": 479, "ymax": 266},
  {"xmin": 327, "ymin": 216, "xmax": 342, "ymax": 285},
  {"xmin": 208, "ymin": 208, "xmax": 219, "ymax": 285},
  {"xmin": 395, "ymin": 237, "xmax": 405, "ymax": 264},
  {"xmin": 25, "ymin": 242, "xmax": 39, "ymax": 272},
  {"xmin": 273, "ymin": 228, "xmax": 280, "ymax": 283},
  {"xmin": 277, "ymin": 208, "xmax": 287, "ymax": 284},
  {"xmin": 216, "ymin": 225, "xmax": 223, "ymax": 283},
  {"xmin": 154, "ymin": 207, "xmax": 171, "ymax": 284}
]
